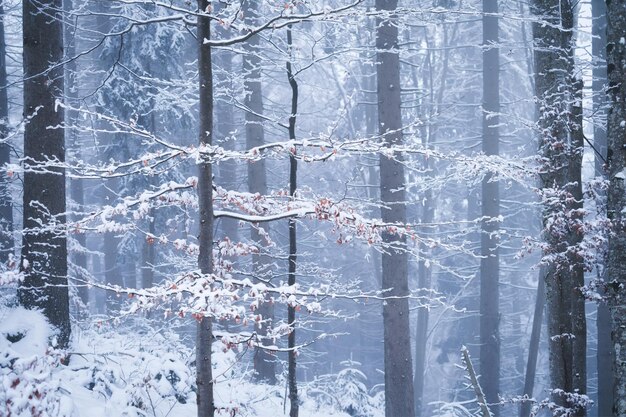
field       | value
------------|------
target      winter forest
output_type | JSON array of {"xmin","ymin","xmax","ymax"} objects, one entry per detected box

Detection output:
[{"xmin": 2, "ymin": 0, "xmax": 626, "ymax": 416}]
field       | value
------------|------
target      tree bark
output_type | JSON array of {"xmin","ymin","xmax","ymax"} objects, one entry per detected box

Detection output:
[
  {"xmin": 591, "ymin": 1, "xmax": 612, "ymax": 415},
  {"xmin": 375, "ymin": 1, "xmax": 415, "ymax": 416},
  {"xmin": 196, "ymin": 2, "xmax": 214, "ymax": 416},
  {"xmin": 531, "ymin": 0, "xmax": 586, "ymax": 412},
  {"xmin": 0, "ymin": 1, "xmax": 12, "ymax": 264},
  {"xmin": 605, "ymin": 0, "xmax": 626, "ymax": 413},
  {"xmin": 480, "ymin": 0, "xmax": 500, "ymax": 413},
  {"xmin": 18, "ymin": 0, "xmax": 71, "ymax": 348},
  {"xmin": 520, "ymin": 268, "xmax": 545, "ymax": 417},
  {"xmin": 286, "ymin": 24, "xmax": 299, "ymax": 417}
]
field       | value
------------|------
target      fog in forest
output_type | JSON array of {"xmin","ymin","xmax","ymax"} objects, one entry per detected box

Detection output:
[{"xmin": 1, "ymin": 1, "xmax": 625, "ymax": 417}]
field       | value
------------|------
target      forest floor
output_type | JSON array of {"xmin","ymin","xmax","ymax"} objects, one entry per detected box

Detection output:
[{"xmin": 0, "ymin": 306, "xmax": 380, "ymax": 417}]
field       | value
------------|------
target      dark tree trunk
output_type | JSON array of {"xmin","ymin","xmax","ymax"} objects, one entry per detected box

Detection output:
[
  {"xmin": 196, "ymin": 2, "xmax": 214, "ymax": 416},
  {"xmin": 375, "ymin": 1, "xmax": 415, "ymax": 416},
  {"xmin": 141, "ymin": 209, "xmax": 155, "ymax": 288},
  {"xmin": 242, "ymin": 0, "xmax": 275, "ymax": 384},
  {"xmin": 0, "ymin": 1, "xmax": 12, "ymax": 264},
  {"xmin": 480, "ymin": 0, "xmax": 500, "ymax": 414},
  {"xmin": 605, "ymin": 0, "xmax": 626, "ymax": 413},
  {"xmin": 286, "ymin": 24, "xmax": 299, "ymax": 417},
  {"xmin": 531, "ymin": 0, "xmax": 586, "ymax": 413},
  {"xmin": 18, "ymin": 0, "xmax": 71, "ymax": 348},
  {"xmin": 569, "ymin": 77, "xmax": 586, "ymax": 410}
]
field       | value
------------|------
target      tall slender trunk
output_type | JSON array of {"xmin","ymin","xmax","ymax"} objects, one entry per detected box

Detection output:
[
  {"xmin": 286, "ymin": 24, "xmax": 299, "ymax": 417},
  {"xmin": 569, "ymin": 77, "xmax": 586, "ymax": 412},
  {"xmin": 414, "ymin": 186, "xmax": 432, "ymax": 417},
  {"xmin": 520, "ymin": 268, "xmax": 545, "ymax": 417},
  {"xmin": 591, "ymin": 1, "xmax": 612, "ymax": 415},
  {"xmin": 375, "ymin": 1, "xmax": 415, "ymax": 416},
  {"xmin": 0, "ymin": 2, "xmax": 12, "ymax": 264},
  {"xmin": 605, "ymin": 0, "xmax": 626, "ymax": 413},
  {"xmin": 196, "ymin": 2, "xmax": 214, "ymax": 416},
  {"xmin": 242, "ymin": 0, "xmax": 275, "ymax": 384},
  {"xmin": 18, "ymin": 0, "xmax": 70, "ymax": 348},
  {"xmin": 480, "ymin": 0, "xmax": 500, "ymax": 413}
]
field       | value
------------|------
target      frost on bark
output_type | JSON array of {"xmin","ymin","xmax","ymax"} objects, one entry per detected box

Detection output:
[
  {"xmin": 375, "ymin": 1, "xmax": 415, "ymax": 416},
  {"xmin": 196, "ymin": 1, "xmax": 214, "ymax": 416},
  {"xmin": 531, "ymin": 0, "xmax": 586, "ymax": 412},
  {"xmin": 605, "ymin": 0, "xmax": 626, "ymax": 414},
  {"xmin": 18, "ymin": 0, "xmax": 71, "ymax": 348}
]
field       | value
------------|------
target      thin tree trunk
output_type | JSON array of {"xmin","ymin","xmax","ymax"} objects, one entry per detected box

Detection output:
[
  {"xmin": 569, "ymin": 77, "xmax": 586, "ymax": 414},
  {"xmin": 196, "ymin": 2, "xmax": 214, "ymax": 416},
  {"xmin": 375, "ymin": 1, "xmax": 415, "ymax": 416},
  {"xmin": 0, "ymin": 2, "xmax": 13, "ymax": 264},
  {"xmin": 520, "ymin": 268, "xmax": 545, "ymax": 417},
  {"xmin": 591, "ymin": 1, "xmax": 612, "ymax": 415},
  {"xmin": 481, "ymin": 0, "xmax": 500, "ymax": 413},
  {"xmin": 18, "ymin": 0, "xmax": 71, "ymax": 348},
  {"xmin": 286, "ymin": 23, "xmax": 299, "ymax": 417},
  {"xmin": 414, "ymin": 187, "xmax": 432, "ymax": 417},
  {"xmin": 141, "ymin": 209, "xmax": 155, "ymax": 288}
]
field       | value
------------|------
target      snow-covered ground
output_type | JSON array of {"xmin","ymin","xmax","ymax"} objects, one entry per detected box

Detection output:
[{"xmin": 0, "ymin": 307, "xmax": 382, "ymax": 417}]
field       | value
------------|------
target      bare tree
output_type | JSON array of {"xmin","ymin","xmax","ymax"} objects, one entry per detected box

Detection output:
[
  {"xmin": 480, "ymin": 0, "xmax": 500, "ymax": 413},
  {"xmin": 18, "ymin": 0, "xmax": 71, "ymax": 348},
  {"xmin": 376, "ymin": 1, "xmax": 415, "ymax": 416},
  {"xmin": 196, "ymin": 1, "xmax": 215, "ymax": 416}
]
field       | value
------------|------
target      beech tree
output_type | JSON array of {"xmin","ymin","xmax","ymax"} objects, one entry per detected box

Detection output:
[
  {"xmin": 531, "ymin": 0, "xmax": 587, "ymax": 412},
  {"xmin": 480, "ymin": 0, "xmax": 500, "ymax": 413},
  {"xmin": 18, "ymin": 0, "xmax": 71, "ymax": 349},
  {"xmin": 375, "ymin": 1, "xmax": 415, "ymax": 416}
]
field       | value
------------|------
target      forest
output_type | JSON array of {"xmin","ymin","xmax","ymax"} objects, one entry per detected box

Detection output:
[{"xmin": 0, "ymin": 0, "xmax": 625, "ymax": 416}]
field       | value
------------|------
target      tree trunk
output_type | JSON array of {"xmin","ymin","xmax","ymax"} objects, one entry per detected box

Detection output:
[
  {"xmin": 414, "ymin": 186, "xmax": 432, "ymax": 417},
  {"xmin": 569, "ymin": 77, "xmax": 586, "ymax": 411},
  {"xmin": 242, "ymin": 0, "xmax": 276, "ymax": 384},
  {"xmin": 591, "ymin": 1, "xmax": 612, "ymax": 415},
  {"xmin": 605, "ymin": 0, "xmax": 626, "ymax": 413},
  {"xmin": 141, "ymin": 210, "xmax": 155, "ymax": 288},
  {"xmin": 480, "ymin": 0, "xmax": 500, "ymax": 413},
  {"xmin": 286, "ymin": 24, "xmax": 299, "ymax": 417},
  {"xmin": 18, "ymin": 0, "xmax": 71, "ymax": 349},
  {"xmin": 520, "ymin": 268, "xmax": 545, "ymax": 417},
  {"xmin": 196, "ymin": 2, "xmax": 214, "ymax": 416},
  {"xmin": 375, "ymin": 1, "xmax": 415, "ymax": 416},
  {"xmin": 0, "ymin": 1, "xmax": 13, "ymax": 264},
  {"xmin": 531, "ymin": 0, "xmax": 585, "ymax": 412}
]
